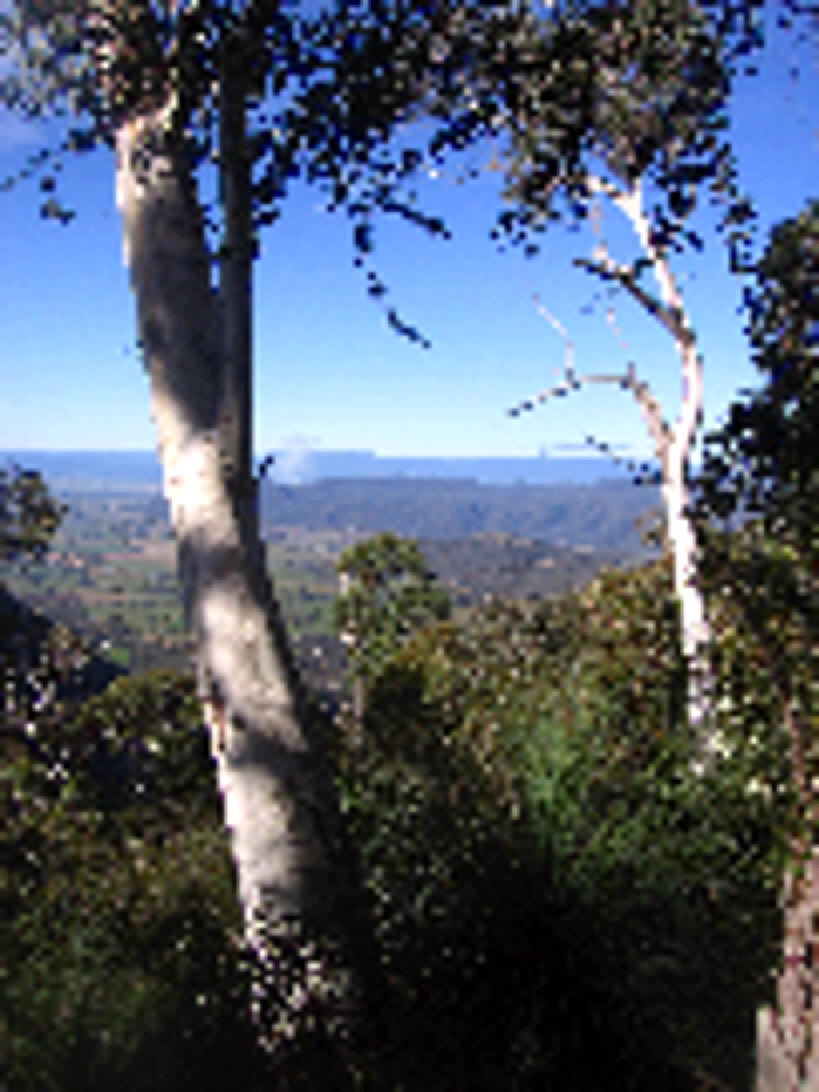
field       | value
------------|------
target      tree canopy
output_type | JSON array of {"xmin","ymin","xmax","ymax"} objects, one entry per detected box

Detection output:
[
  {"xmin": 0, "ymin": 2, "xmax": 795, "ymax": 329},
  {"xmin": 2, "ymin": 1, "xmax": 815, "ymax": 1084},
  {"xmin": 1, "ymin": 460, "xmax": 68, "ymax": 566}
]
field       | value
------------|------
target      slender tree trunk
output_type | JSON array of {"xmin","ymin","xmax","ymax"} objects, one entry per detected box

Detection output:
[
  {"xmin": 613, "ymin": 178, "xmax": 713, "ymax": 755},
  {"xmin": 661, "ymin": 404, "xmax": 713, "ymax": 769},
  {"xmin": 534, "ymin": 175, "xmax": 715, "ymax": 755},
  {"xmin": 756, "ymin": 699, "xmax": 817, "ymax": 1091},
  {"xmin": 114, "ymin": 99, "xmax": 383, "ymax": 1063}
]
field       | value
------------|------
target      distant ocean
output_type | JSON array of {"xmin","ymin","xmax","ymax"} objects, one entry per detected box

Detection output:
[{"xmin": 2, "ymin": 449, "xmax": 662, "ymax": 489}]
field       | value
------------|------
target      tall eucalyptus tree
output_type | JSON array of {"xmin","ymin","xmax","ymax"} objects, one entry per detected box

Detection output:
[
  {"xmin": 299, "ymin": 0, "xmax": 811, "ymax": 762},
  {"xmin": 0, "ymin": 0, "xmax": 392, "ymax": 1061},
  {"xmin": 2, "ymin": 0, "xmax": 809, "ymax": 1078},
  {"xmin": 290, "ymin": 5, "xmax": 815, "ymax": 1085}
]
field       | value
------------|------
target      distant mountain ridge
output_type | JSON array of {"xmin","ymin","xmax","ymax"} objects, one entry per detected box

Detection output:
[
  {"xmin": 2, "ymin": 449, "xmax": 660, "ymax": 488},
  {"xmin": 258, "ymin": 476, "xmax": 661, "ymax": 554},
  {"xmin": 2, "ymin": 450, "xmax": 663, "ymax": 555}
]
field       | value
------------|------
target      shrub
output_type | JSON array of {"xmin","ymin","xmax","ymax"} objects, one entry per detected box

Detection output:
[
  {"xmin": 3, "ymin": 668, "xmax": 268, "ymax": 1092},
  {"xmin": 334, "ymin": 558, "xmax": 784, "ymax": 1088}
]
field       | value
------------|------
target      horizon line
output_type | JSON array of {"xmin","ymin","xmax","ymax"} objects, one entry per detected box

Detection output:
[{"xmin": 1, "ymin": 447, "xmax": 658, "ymax": 461}]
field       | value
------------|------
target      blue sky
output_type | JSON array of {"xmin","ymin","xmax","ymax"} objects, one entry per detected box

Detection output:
[{"xmin": 0, "ymin": 13, "xmax": 815, "ymax": 461}]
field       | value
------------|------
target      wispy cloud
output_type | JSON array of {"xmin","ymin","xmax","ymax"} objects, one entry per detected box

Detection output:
[{"xmin": 264, "ymin": 433, "xmax": 321, "ymax": 485}]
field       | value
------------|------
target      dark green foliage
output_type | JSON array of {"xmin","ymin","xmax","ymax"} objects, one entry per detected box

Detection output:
[
  {"xmin": 694, "ymin": 201, "xmax": 817, "ymax": 787},
  {"xmin": 1, "ymin": 460, "xmax": 68, "ymax": 567},
  {"xmin": 334, "ymin": 531, "xmax": 451, "ymax": 686},
  {"xmin": 2, "ymin": 658, "xmax": 265, "ymax": 1092},
  {"xmin": 4, "ymin": 534, "xmax": 793, "ymax": 1090},
  {"xmin": 2, "ymin": 563, "xmax": 368, "ymax": 1090},
  {"xmin": 679, "ymin": 200, "xmax": 817, "ymax": 1087},
  {"xmin": 332, "ymin": 556, "xmax": 785, "ymax": 1089},
  {"xmin": 58, "ymin": 670, "xmax": 219, "ymax": 826},
  {"xmin": 696, "ymin": 200, "xmax": 817, "ymax": 552},
  {"xmin": 692, "ymin": 201, "xmax": 817, "ymax": 922}
]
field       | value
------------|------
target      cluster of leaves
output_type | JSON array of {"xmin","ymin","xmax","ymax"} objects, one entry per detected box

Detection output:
[
  {"xmin": 696, "ymin": 200, "xmax": 817, "ymax": 548},
  {"xmin": 334, "ymin": 531, "xmax": 451, "ymax": 687},
  {"xmin": 1, "ymin": 637, "xmax": 269, "ymax": 1090},
  {"xmin": 3, "ymin": 586, "xmax": 383, "ymax": 1090},
  {"xmin": 1, "ymin": 459, "xmax": 68, "ymax": 567},
  {"xmin": 0, "ymin": 2, "xmax": 781, "ymax": 342},
  {"xmin": 692, "ymin": 198, "xmax": 817, "ymax": 858},
  {"xmin": 697, "ymin": 521, "xmax": 813, "ymax": 783},
  {"xmin": 330, "ymin": 549, "xmax": 787, "ymax": 1088},
  {"xmin": 290, "ymin": 0, "xmax": 776, "ymax": 343}
]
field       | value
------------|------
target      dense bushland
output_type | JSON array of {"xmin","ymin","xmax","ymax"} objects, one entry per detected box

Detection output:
[
  {"xmin": 3, "ymin": 442, "xmax": 808, "ymax": 1090},
  {"xmin": 331, "ymin": 554, "xmax": 788, "ymax": 1090},
  {"xmin": 3, "ymin": 527, "xmax": 796, "ymax": 1089},
  {"xmin": 2, "ymin": 663, "xmax": 260, "ymax": 1092}
]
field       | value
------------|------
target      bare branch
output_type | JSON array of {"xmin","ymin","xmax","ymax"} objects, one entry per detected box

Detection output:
[
  {"xmin": 507, "ymin": 359, "xmax": 671, "ymax": 471},
  {"xmin": 574, "ymin": 255, "xmax": 695, "ymax": 349},
  {"xmin": 585, "ymin": 175, "xmax": 695, "ymax": 337}
]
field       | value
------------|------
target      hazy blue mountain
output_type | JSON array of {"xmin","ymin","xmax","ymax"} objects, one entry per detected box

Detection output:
[
  {"xmin": 2, "ymin": 450, "xmax": 164, "ymax": 489},
  {"xmin": 2, "ymin": 449, "xmax": 659, "ymax": 488},
  {"xmin": 259, "ymin": 476, "xmax": 661, "ymax": 554},
  {"xmin": 2, "ymin": 449, "xmax": 663, "ymax": 555}
]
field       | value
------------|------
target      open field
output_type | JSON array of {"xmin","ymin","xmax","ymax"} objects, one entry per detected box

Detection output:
[{"xmin": 4, "ymin": 482, "xmax": 649, "ymax": 699}]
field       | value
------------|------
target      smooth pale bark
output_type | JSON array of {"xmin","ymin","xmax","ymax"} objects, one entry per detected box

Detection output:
[
  {"xmin": 591, "ymin": 179, "xmax": 713, "ymax": 755},
  {"xmin": 655, "ymin": 365, "xmax": 714, "ymax": 769},
  {"xmin": 337, "ymin": 570, "xmax": 367, "ymax": 728},
  {"xmin": 516, "ymin": 175, "xmax": 714, "ymax": 752},
  {"xmin": 114, "ymin": 102, "xmax": 381, "ymax": 1051}
]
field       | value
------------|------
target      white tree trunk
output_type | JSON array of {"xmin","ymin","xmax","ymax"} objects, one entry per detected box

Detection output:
[
  {"xmin": 592, "ymin": 177, "xmax": 713, "ymax": 754},
  {"xmin": 661, "ymin": 357, "xmax": 713, "ymax": 768},
  {"xmin": 114, "ymin": 103, "xmax": 380, "ymax": 1049},
  {"xmin": 518, "ymin": 172, "xmax": 715, "ymax": 754},
  {"xmin": 613, "ymin": 180, "xmax": 712, "ymax": 753},
  {"xmin": 218, "ymin": 43, "xmax": 255, "ymax": 541}
]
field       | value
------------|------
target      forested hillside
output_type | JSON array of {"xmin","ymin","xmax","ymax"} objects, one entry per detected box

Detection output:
[
  {"xmin": 2, "ymin": 481, "xmax": 641, "ymax": 714},
  {"xmin": 40, "ymin": 473, "xmax": 660, "ymax": 554},
  {"xmin": 1, "ymin": 0, "xmax": 814, "ymax": 1087},
  {"xmin": 258, "ymin": 476, "xmax": 660, "ymax": 553},
  {"xmin": 4, "ymin": 419, "xmax": 814, "ymax": 1090}
]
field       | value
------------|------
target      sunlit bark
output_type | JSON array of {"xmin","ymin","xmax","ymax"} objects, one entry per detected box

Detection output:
[
  {"xmin": 510, "ymin": 176, "xmax": 714, "ymax": 757},
  {"xmin": 756, "ymin": 696, "xmax": 817, "ymax": 1090},
  {"xmin": 114, "ymin": 85, "xmax": 380, "ymax": 1057}
]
